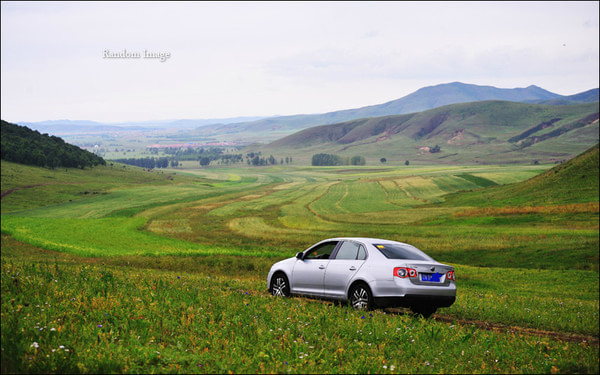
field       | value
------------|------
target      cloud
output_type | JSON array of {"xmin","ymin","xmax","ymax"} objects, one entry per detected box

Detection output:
[{"xmin": 1, "ymin": 1, "xmax": 598, "ymax": 122}]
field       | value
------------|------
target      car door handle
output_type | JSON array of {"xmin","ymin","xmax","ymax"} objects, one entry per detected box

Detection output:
[
  {"xmin": 349, "ymin": 266, "xmax": 357, "ymax": 271},
  {"xmin": 319, "ymin": 265, "xmax": 326, "ymax": 269}
]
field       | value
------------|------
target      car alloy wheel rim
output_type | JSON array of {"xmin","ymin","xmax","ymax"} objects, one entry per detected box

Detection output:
[
  {"xmin": 272, "ymin": 277, "xmax": 287, "ymax": 296},
  {"xmin": 352, "ymin": 287, "xmax": 369, "ymax": 309}
]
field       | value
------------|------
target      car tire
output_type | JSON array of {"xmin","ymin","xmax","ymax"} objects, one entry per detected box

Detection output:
[
  {"xmin": 349, "ymin": 283, "xmax": 373, "ymax": 310},
  {"xmin": 410, "ymin": 305, "xmax": 437, "ymax": 318},
  {"xmin": 270, "ymin": 273, "xmax": 290, "ymax": 297}
]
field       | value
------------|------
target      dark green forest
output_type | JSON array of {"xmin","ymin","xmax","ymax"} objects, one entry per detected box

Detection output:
[
  {"xmin": 1, "ymin": 120, "xmax": 106, "ymax": 168},
  {"xmin": 311, "ymin": 153, "xmax": 366, "ymax": 166}
]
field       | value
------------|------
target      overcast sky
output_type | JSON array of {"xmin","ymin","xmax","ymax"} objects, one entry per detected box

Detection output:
[{"xmin": 1, "ymin": 1, "xmax": 598, "ymax": 123}]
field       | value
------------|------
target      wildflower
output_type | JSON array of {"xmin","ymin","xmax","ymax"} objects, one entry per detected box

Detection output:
[
  {"xmin": 97, "ymin": 324, "xmax": 103, "ymax": 328},
  {"xmin": 31, "ymin": 342, "xmax": 39, "ymax": 349},
  {"xmin": 50, "ymin": 328, "xmax": 56, "ymax": 331}
]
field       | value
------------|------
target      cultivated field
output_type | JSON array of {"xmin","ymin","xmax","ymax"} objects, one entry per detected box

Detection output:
[{"xmin": 1, "ymin": 161, "xmax": 598, "ymax": 373}]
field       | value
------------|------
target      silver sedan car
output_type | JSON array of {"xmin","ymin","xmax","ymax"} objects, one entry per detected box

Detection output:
[{"xmin": 267, "ymin": 237, "xmax": 456, "ymax": 317}]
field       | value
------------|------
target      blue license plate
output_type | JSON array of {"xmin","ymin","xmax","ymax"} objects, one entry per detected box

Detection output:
[{"xmin": 421, "ymin": 273, "xmax": 442, "ymax": 282}]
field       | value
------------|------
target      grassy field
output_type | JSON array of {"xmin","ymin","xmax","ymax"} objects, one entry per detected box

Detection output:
[
  {"xmin": 2, "ymin": 235, "xmax": 598, "ymax": 374},
  {"xmin": 1, "ymin": 156, "xmax": 599, "ymax": 373},
  {"xmin": 6, "ymin": 162, "xmax": 596, "ymax": 270}
]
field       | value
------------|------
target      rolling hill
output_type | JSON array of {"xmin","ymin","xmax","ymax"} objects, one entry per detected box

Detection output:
[
  {"xmin": 14, "ymin": 83, "xmax": 598, "ymax": 146},
  {"xmin": 0, "ymin": 120, "xmax": 106, "ymax": 169},
  {"xmin": 440, "ymin": 143, "xmax": 599, "ymax": 207},
  {"xmin": 189, "ymin": 82, "xmax": 599, "ymax": 142},
  {"xmin": 254, "ymin": 100, "xmax": 599, "ymax": 164}
]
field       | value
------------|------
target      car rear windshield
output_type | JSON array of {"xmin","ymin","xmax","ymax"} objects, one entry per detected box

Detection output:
[{"xmin": 373, "ymin": 243, "xmax": 431, "ymax": 260}]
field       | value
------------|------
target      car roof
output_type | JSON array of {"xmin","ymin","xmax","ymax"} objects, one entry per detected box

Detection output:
[{"xmin": 326, "ymin": 237, "xmax": 409, "ymax": 246}]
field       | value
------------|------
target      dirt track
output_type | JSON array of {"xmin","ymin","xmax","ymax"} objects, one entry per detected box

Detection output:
[
  {"xmin": 385, "ymin": 308, "xmax": 598, "ymax": 345},
  {"xmin": 1, "ymin": 184, "xmax": 49, "ymax": 199}
]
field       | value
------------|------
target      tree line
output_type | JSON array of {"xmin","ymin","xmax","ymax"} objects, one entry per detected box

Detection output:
[
  {"xmin": 112, "ymin": 157, "xmax": 177, "ymax": 169},
  {"xmin": 311, "ymin": 153, "xmax": 366, "ymax": 166},
  {"xmin": 1, "ymin": 120, "xmax": 106, "ymax": 169},
  {"xmin": 113, "ymin": 152, "xmax": 294, "ymax": 168}
]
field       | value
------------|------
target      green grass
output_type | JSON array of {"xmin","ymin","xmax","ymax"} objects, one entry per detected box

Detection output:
[
  {"xmin": 441, "ymin": 144, "xmax": 599, "ymax": 207},
  {"xmin": 1, "ymin": 155, "xmax": 598, "ymax": 373},
  {"xmin": 2, "ymin": 236, "xmax": 598, "ymax": 374},
  {"xmin": 0, "ymin": 216, "xmax": 282, "ymax": 258},
  {"xmin": 2, "ymin": 161, "xmax": 598, "ymax": 269}
]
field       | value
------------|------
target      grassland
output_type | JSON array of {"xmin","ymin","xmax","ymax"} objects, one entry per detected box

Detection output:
[{"xmin": 1, "ymin": 152, "xmax": 599, "ymax": 373}]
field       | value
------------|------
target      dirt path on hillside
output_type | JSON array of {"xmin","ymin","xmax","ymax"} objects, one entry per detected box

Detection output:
[
  {"xmin": 1, "ymin": 184, "xmax": 50, "ymax": 199},
  {"xmin": 1, "ymin": 182, "xmax": 83, "ymax": 199}
]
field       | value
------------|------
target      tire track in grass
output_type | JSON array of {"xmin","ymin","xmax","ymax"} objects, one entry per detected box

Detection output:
[
  {"xmin": 262, "ymin": 291, "xmax": 599, "ymax": 345},
  {"xmin": 1, "ymin": 182, "xmax": 82, "ymax": 199},
  {"xmin": 383, "ymin": 308, "xmax": 599, "ymax": 345}
]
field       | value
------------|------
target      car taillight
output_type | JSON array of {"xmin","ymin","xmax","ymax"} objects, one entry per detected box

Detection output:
[
  {"xmin": 446, "ymin": 270, "xmax": 455, "ymax": 281},
  {"xmin": 394, "ymin": 267, "xmax": 417, "ymax": 278}
]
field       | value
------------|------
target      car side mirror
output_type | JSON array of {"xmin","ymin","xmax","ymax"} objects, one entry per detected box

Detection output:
[{"xmin": 296, "ymin": 252, "xmax": 304, "ymax": 260}]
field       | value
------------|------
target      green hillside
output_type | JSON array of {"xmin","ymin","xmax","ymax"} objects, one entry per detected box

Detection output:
[
  {"xmin": 188, "ymin": 82, "xmax": 597, "ymax": 142},
  {"xmin": 1, "ymin": 120, "xmax": 105, "ymax": 169},
  {"xmin": 441, "ymin": 143, "xmax": 599, "ymax": 207},
  {"xmin": 255, "ymin": 101, "xmax": 599, "ymax": 164}
]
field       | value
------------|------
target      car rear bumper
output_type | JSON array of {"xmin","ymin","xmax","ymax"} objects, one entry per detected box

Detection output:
[{"xmin": 374, "ymin": 294, "xmax": 456, "ymax": 309}]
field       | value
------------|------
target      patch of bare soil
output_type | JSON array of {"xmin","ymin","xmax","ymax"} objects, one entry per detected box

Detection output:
[{"xmin": 1, "ymin": 184, "xmax": 49, "ymax": 199}]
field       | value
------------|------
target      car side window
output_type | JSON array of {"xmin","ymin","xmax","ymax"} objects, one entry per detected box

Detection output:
[
  {"xmin": 334, "ymin": 241, "xmax": 364, "ymax": 260},
  {"xmin": 357, "ymin": 245, "xmax": 367, "ymax": 260},
  {"xmin": 304, "ymin": 241, "xmax": 338, "ymax": 260}
]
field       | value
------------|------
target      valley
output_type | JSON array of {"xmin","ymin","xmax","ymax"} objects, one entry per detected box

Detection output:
[
  {"xmin": 2, "ymin": 82, "xmax": 599, "ymax": 373},
  {"xmin": 1, "ymin": 144, "xmax": 598, "ymax": 373}
]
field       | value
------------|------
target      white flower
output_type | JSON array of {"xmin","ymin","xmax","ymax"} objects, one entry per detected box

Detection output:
[{"xmin": 31, "ymin": 342, "xmax": 39, "ymax": 349}]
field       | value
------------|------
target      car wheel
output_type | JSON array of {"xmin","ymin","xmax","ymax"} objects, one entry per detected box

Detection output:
[
  {"xmin": 349, "ymin": 283, "xmax": 373, "ymax": 310},
  {"xmin": 410, "ymin": 305, "xmax": 437, "ymax": 318},
  {"xmin": 270, "ymin": 273, "xmax": 290, "ymax": 297}
]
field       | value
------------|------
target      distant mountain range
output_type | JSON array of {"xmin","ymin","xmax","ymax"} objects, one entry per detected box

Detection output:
[
  {"xmin": 17, "ymin": 82, "xmax": 599, "ymax": 141},
  {"xmin": 188, "ymin": 82, "xmax": 599, "ymax": 142},
  {"xmin": 254, "ymin": 100, "xmax": 599, "ymax": 164},
  {"xmin": 18, "ymin": 116, "xmax": 266, "ymax": 135}
]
